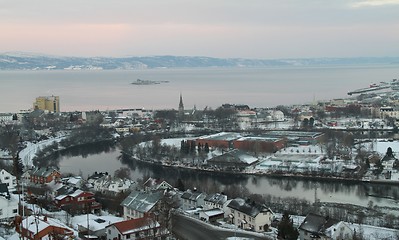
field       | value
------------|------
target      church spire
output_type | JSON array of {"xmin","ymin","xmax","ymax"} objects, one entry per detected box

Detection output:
[{"xmin": 178, "ymin": 93, "xmax": 184, "ymax": 113}]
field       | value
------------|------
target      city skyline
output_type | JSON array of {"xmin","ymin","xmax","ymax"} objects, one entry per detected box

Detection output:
[{"xmin": 1, "ymin": 0, "xmax": 399, "ymax": 59}]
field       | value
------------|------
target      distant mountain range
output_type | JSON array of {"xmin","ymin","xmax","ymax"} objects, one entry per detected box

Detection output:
[{"xmin": 0, "ymin": 52, "xmax": 398, "ymax": 70}]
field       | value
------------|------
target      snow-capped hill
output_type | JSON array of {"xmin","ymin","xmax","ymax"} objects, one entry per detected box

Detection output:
[{"xmin": 0, "ymin": 52, "xmax": 398, "ymax": 70}]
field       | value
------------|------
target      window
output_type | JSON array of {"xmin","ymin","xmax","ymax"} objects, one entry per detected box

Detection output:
[
  {"xmin": 13, "ymin": 209, "xmax": 17, "ymax": 213},
  {"xmin": 126, "ymin": 234, "xmax": 130, "ymax": 239}
]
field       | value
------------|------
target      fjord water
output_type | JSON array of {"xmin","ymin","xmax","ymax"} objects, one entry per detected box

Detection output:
[
  {"xmin": 1, "ymin": 65, "xmax": 399, "ymax": 112},
  {"xmin": 57, "ymin": 146, "xmax": 399, "ymax": 209}
]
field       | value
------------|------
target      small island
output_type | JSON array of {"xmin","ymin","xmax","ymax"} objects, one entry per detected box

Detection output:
[{"xmin": 131, "ymin": 78, "xmax": 169, "ymax": 85}]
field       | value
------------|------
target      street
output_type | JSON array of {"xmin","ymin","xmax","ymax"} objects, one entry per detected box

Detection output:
[{"xmin": 172, "ymin": 213, "xmax": 271, "ymax": 240}]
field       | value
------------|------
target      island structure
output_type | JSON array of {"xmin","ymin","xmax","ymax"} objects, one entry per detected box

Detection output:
[{"xmin": 131, "ymin": 78, "xmax": 169, "ymax": 85}]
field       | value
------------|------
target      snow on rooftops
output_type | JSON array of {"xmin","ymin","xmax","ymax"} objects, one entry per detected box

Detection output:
[
  {"xmin": 72, "ymin": 214, "xmax": 123, "ymax": 232},
  {"xmin": 197, "ymin": 132, "xmax": 242, "ymax": 141},
  {"xmin": 235, "ymin": 136, "xmax": 281, "ymax": 142},
  {"xmin": 201, "ymin": 208, "xmax": 224, "ymax": 217},
  {"xmin": 111, "ymin": 217, "xmax": 160, "ymax": 235},
  {"xmin": 69, "ymin": 189, "xmax": 84, "ymax": 197},
  {"xmin": 21, "ymin": 215, "xmax": 74, "ymax": 236},
  {"xmin": 121, "ymin": 190, "xmax": 163, "ymax": 213}
]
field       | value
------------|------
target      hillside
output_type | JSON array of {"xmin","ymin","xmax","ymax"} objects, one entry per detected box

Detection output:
[{"xmin": 1, "ymin": 52, "xmax": 398, "ymax": 70}]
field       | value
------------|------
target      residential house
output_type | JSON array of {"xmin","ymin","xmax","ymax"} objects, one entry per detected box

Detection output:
[
  {"xmin": 106, "ymin": 216, "xmax": 165, "ymax": 240},
  {"xmin": 30, "ymin": 167, "xmax": 61, "ymax": 184},
  {"xmin": 55, "ymin": 189, "xmax": 101, "ymax": 214},
  {"xmin": 0, "ymin": 169, "xmax": 17, "ymax": 191},
  {"xmin": 121, "ymin": 190, "xmax": 164, "ymax": 220},
  {"xmin": 143, "ymin": 177, "xmax": 173, "ymax": 192},
  {"xmin": 17, "ymin": 215, "xmax": 75, "ymax": 240},
  {"xmin": 298, "ymin": 213, "xmax": 353, "ymax": 240},
  {"xmin": 92, "ymin": 175, "xmax": 135, "ymax": 194},
  {"xmin": 62, "ymin": 176, "xmax": 84, "ymax": 188},
  {"xmin": 76, "ymin": 214, "xmax": 123, "ymax": 239},
  {"xmin": 180, "ymin": 189, "xmax": 206, "ymax": 210},
  {"xmin": 203, "ymin": 193, "xmax": 228, "ymax": 211},
  {"xmin": 227, "ymin": 198, "xmax": 274, "ymax": 232},
  {"xmin": 0, "ymin": 183, "xmax": 18, "ymax": 220}
]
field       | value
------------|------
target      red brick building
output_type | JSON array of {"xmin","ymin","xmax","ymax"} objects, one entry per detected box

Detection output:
[
  {"xmin": 233, "ymin": 136, "xmax": 286, "ymax": 153},
  {"xmin": 30, "ymin": 167, "xmax": 61, "ymax": 184},
  {"xmin": 195, "ymin": 132, "xmax": 286, "ymax": 153},
  {"xmin": 196, "ymin": 132, "xmax": 242, "ymax": 149}
]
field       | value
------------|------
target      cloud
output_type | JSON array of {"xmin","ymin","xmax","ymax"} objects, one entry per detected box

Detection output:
[{"xmin": 351, "ymin": 0, "xmax": 399, "ymax": 7}]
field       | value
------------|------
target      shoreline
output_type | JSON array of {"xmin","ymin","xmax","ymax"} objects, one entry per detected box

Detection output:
[{"xmin": 121, "ymin": 151, "xmax": 399, "ymax": 186}]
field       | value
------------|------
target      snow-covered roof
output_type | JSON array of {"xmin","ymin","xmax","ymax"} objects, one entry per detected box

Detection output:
[
  {"xmin": 121, "ymin": 190, "xmax": 163, "ymax": 213},
  {"xmin": 201, "ymin": 208, "xmax": 224, "ymax": 217},
  {"xmin": 197, "ymin": 132, "xmax": 242, "ymax": 141},
  {"xmin": 111, "ymin": 217, "xmax": 160, "ymax": 235},
  {"xmin": 21, "ymin": 216, "xmax": 73, "ymax": 236},
  {"xmin": 69, "ymin": 189, "xmax": 84, "ymax": 197},
  {"xmin": 73, "ymin": 214, "xmax": 123, "ymax": 231}
]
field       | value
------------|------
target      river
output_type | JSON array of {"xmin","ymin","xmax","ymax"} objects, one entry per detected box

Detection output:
[{"xmin": 57, "ymin": 145, "xmax": 399, "ymax": 210}]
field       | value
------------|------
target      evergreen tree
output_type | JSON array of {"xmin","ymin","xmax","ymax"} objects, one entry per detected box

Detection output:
[
  {"xmin": 13, "ymin": 152, "xmax": 24, "ymax": 180},
  {"xmin": 365, "ymin": 158, "xmax": 370, "ymax": 169},
  {"xmin": 386, "ymin": 147, "xmax": 394, "ymax": 158},
  {"xmin": 302, "ymin": 118, "xmax": 309, "ymax": 128},
  {"xmin": 176, "ymin": 178, "xmax": 185, "ymax": 191},
  {"xmin": 309, "ymin": 117, "xmax": 315, "ymax": 128},
  {"xmin": 204, "ymin": 143, "xmax": 210, "ymax": 153},
  {"xmin": 180, "ymin": 140, "xmax": 186, "ymax": 153},
  {"xmin": 190, "ymin": 140, "xmax": 196, "ymax": 153},
  {"xmin": 277, "ymin": 212, "xmax": 299, "ymax": 240}
]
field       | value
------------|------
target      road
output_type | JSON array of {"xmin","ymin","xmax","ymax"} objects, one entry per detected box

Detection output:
[{"xmin": 172, "ymin": 213, "xmax": 272, "ymax": 240}]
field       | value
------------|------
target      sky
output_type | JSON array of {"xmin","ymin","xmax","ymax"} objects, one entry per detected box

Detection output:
[{"xmin": 1, "ymin": 0, "xmax": 399, "ymax": 59}]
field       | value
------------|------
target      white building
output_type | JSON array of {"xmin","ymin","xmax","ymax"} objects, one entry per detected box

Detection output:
[
  {"xmin": 106, "ymin": 217, "xmax": 163, "ymax": 240},
  {"xmin": 203, "ymin": 193, "xmax": 228, "ymax": 211},
  {"xmin": 121, "ymin": 191, "xmax": 163, "ymax": 220},
  {"xmin": 0, "ymin": 184, "xmax": 18, "ymax": 220},
  {"xmin": 92, "ymin": 175, "xmax": 135, "ymax": 193},
  {"xmin": 227, "ymin": 198, "xmax": 274, "ymax": 232},
  {"xmin": 0, "ymin": 169, "xmax": 17, "ymax": 191},
  {"xmin": 299, "ymin": 213, "xmax": 354, "ymax": 240},
  {"xmin": 180, "ymin": 189, "xmax": 206, "ymax": 211},
  {"xmin": 380, "ymin": 106, "xmax": 399, "ymax": 120},
  {"xmin": 0, "ymin": 113, "xmax": 13, "ymax": 124}
]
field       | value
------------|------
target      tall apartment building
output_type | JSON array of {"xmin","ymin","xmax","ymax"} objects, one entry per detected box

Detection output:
[{"xmin": 33, "ymin": 96, "xmax": 60, "ymax": 113}]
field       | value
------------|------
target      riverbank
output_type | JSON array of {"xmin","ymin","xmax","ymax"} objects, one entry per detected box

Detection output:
[{"xmin": 121, "ymin": 151, "xmax": 399, "ymax": 187}]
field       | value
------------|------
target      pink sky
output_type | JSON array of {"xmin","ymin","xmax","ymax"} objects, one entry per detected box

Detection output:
[{"xmin": 1, "ymin": 0, "xmax": 399, "ymax": 58}]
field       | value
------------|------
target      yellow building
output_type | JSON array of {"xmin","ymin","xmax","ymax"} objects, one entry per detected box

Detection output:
[{"xmin": 34, "ymin": 96, "xmax": 60, "ymax": 113}]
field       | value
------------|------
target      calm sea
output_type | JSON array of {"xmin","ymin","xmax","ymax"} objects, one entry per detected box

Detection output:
[{"xmin": 1, "ymin": 65, "xmax": 398, "ymax": 113}]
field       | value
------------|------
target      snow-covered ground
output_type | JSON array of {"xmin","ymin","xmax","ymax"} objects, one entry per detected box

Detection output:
[{"xmin": 18, "ymin": 136, "xmax": 65, "ymax": 167}]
